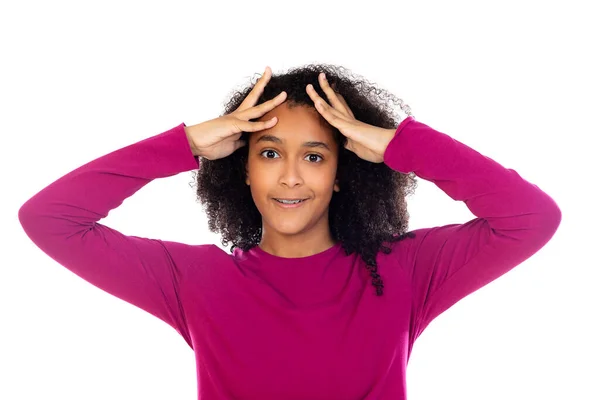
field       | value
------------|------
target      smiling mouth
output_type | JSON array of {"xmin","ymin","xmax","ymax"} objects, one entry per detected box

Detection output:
[{"xmin": 273, "ymin": 198, "xmax": 308, "ymax": 204}]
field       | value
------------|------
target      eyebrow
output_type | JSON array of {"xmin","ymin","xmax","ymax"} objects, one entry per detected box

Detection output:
[{"xmin": 255, "ymin": 135, "xmax": 331, "ymax": 151}]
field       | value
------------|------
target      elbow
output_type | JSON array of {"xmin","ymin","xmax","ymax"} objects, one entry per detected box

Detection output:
[
  {"xmin": 535, "ymin": 201, "xmax": 562, "ymax": 245},
  {"xmin": 18, "ymin": 198, "xmax": 39, "ymax": 229}
]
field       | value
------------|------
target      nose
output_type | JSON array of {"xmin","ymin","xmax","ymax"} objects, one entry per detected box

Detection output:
[{"xmin": 278, "ymin": 158, "xmax": 304, "ymax": 188}]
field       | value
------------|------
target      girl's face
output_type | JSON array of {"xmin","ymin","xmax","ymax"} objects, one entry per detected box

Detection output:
[{"xmin": 246, "ymin": 102, "xmax": 340, "ymax": 238}]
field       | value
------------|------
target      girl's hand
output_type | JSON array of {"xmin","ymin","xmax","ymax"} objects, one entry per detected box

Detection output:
[
  {"xmin": 186, "ymin": 66, "xmax": 287, "ymax": 160},
  {"xmin": 306, "ymin": 73, "xmax": 396, "ymax": 163}
]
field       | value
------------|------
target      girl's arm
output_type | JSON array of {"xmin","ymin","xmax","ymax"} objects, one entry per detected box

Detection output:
[
  {"xmin": 18, "ymin": 123, "xmax": 200, "ymax": 348},
  {"xmin": 384, "ymin": 117, "xmax": 561, "ymax": 340}
]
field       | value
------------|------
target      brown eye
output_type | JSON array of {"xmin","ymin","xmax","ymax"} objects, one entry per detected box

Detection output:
[
  {"xmin": 305, "ymin": 154, "xmax": 323, "ymax": 163},
  {"xmin": 260, "ymin": 150, "xmax": 280, "ymax": 159}
]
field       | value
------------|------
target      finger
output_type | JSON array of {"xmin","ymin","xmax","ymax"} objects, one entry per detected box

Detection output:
[
  {"xmin": 234, "ymin": 139, "xmax": 247, "ymax": 151},
  {"xmin": 305, "ymin": 82, "xmax": 324, "ymax": 104},
  {"xmin": 306, "ymin": 83, "xmax": 331, "ymax": 111},
  {"xmin": 335, "ymin": 93, "xmax": 355, "ymax": 119},
  {"xmin": 312, "ymin": 96, "xmax": 351, "ymax": 132},
  {"xmin": 307, "ymin": 84, "xmax": 346, "ymax": 121},
  {"xmin": 237, "ymin": 66, "xmax": 273, "ymax": 111},
  {"xmin": 217, "ymin": 139, "xmax": 246, "ymax": 159},
  {"xmin": 344, "ymin": 140, "xmax": 363, "ymax": 155},
  {"xmin": 239, "ymin": 116, "xmax": 278, "ymax": 132},
  {"xmin": 240, "ymin": 91, "xmax": 287, "ymax": 120},
  {"xmin": 317, "ymin": 73, "xmax": 351, "ymax": 117}
]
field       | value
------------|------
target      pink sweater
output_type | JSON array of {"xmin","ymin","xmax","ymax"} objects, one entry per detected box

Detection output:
[{"xmin": 18, "ymin": 116, "xmax": 561, "ymax": 399}]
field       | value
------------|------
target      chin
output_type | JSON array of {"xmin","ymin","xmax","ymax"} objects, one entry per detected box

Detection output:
[
  {"xmin": 261, "ymin": 215, "xmax": 314, "ymax": 236},
  {"xmin": 272, "ymin": 221, "xmax": 310, "ymax": 236}
]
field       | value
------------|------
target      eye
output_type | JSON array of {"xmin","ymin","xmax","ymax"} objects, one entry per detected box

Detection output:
[
  {"xmin": 259, "ymin": 150, "xmax": 323, "ymax": 163},
  {"xmin": 305, "ymin": 154, "xmax": 323, "ymax": 163},
  {"xmin": 260, "ymin": 149, "xmax": 280, "ymax": 159}
]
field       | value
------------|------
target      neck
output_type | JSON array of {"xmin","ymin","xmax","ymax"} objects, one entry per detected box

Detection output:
[{"xmin": 258, "ymin": 221, "xmax": 337, "ymax": 258}]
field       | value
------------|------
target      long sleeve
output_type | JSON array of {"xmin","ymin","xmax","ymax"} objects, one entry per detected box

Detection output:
[
  {"xmin": 383, "ymin": 117, "xmax": 562, "ymax": 340},
  {"xmin": 18, "ymin": 123, "xmax": 200, "ymax": 348}
]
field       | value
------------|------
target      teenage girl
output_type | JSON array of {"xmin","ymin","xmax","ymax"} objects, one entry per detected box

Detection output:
[{"xmin": 19, "ymin": 64, "xmax": 561, "ymax": 399}]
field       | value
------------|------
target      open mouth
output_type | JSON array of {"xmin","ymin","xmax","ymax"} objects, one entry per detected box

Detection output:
[
  {"xmin": 273, "ymin": 198, "xmax": 309, "ymax": 208},
  {"xmin": 274, "ymin": 198, "xmax": 308, "ymax": 204}
]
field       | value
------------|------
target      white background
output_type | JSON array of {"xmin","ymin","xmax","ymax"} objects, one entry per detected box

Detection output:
[{"xmin": 2, "ymin": 0, "xmax": 597, "ymax": 399}]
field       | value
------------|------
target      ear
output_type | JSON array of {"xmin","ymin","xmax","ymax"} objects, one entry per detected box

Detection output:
[{"xmin": 333, "ymin": 179, "xmax": 340, "ymax": 192}]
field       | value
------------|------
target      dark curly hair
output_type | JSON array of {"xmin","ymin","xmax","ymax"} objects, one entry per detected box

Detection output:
[{"xmin": 192, "ymin": 63, "xmax": 418, "ymax": 296}]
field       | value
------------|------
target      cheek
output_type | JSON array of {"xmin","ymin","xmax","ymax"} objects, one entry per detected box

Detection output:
[
  {"xmin": 308, "ymin": 172, "xmax": 337, "ymax": 197},
  {"xmin": 246, "ymin": 160, "xmax": 272, "ymax": 195}
]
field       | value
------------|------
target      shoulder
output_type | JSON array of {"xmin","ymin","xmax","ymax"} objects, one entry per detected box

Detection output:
[
  {"xmin": 382, "ymin": 229, "xmax": 422, "ymax": 258},
  {"xmin": 377, "ymin": 228, "xmax": 434, "ymax": 271},
  {"xmin": 159, "ymin": 241, "xmax": 230, "ymax": 268}
]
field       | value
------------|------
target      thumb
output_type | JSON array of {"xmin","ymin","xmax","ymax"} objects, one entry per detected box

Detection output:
[{"xmin": 234, "ymin": 139, "xmax": 247, "ymax": 152}]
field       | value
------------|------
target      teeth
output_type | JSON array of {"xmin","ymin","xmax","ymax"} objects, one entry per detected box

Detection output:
[{"xmin": 276, "ymin": 199, "xmax": 303, "ymax": 204}]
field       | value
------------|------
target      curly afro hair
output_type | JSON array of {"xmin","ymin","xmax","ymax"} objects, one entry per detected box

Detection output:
[{"xmin": 192, "ymin": 63, "xmax": 418, "ymax": 296}]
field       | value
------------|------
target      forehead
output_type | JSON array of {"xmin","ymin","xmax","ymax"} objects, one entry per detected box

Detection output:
[{"xmin": 254, "ymin": 103, "xmax": 334, "ymax": 143}]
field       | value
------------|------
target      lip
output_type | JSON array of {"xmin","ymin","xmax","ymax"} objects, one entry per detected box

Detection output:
[{"xmin": 272, "ymin": 198, "xmax": 309, "ymax": 209}]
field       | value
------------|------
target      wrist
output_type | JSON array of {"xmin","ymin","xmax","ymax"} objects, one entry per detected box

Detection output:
[
  {"xmin": 381, "ymin": 128, "xmax": 396, "ymax": 153},
  {"xmin": 184, "ymin": 124, "xmax": 203, "ymax": 157}
]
